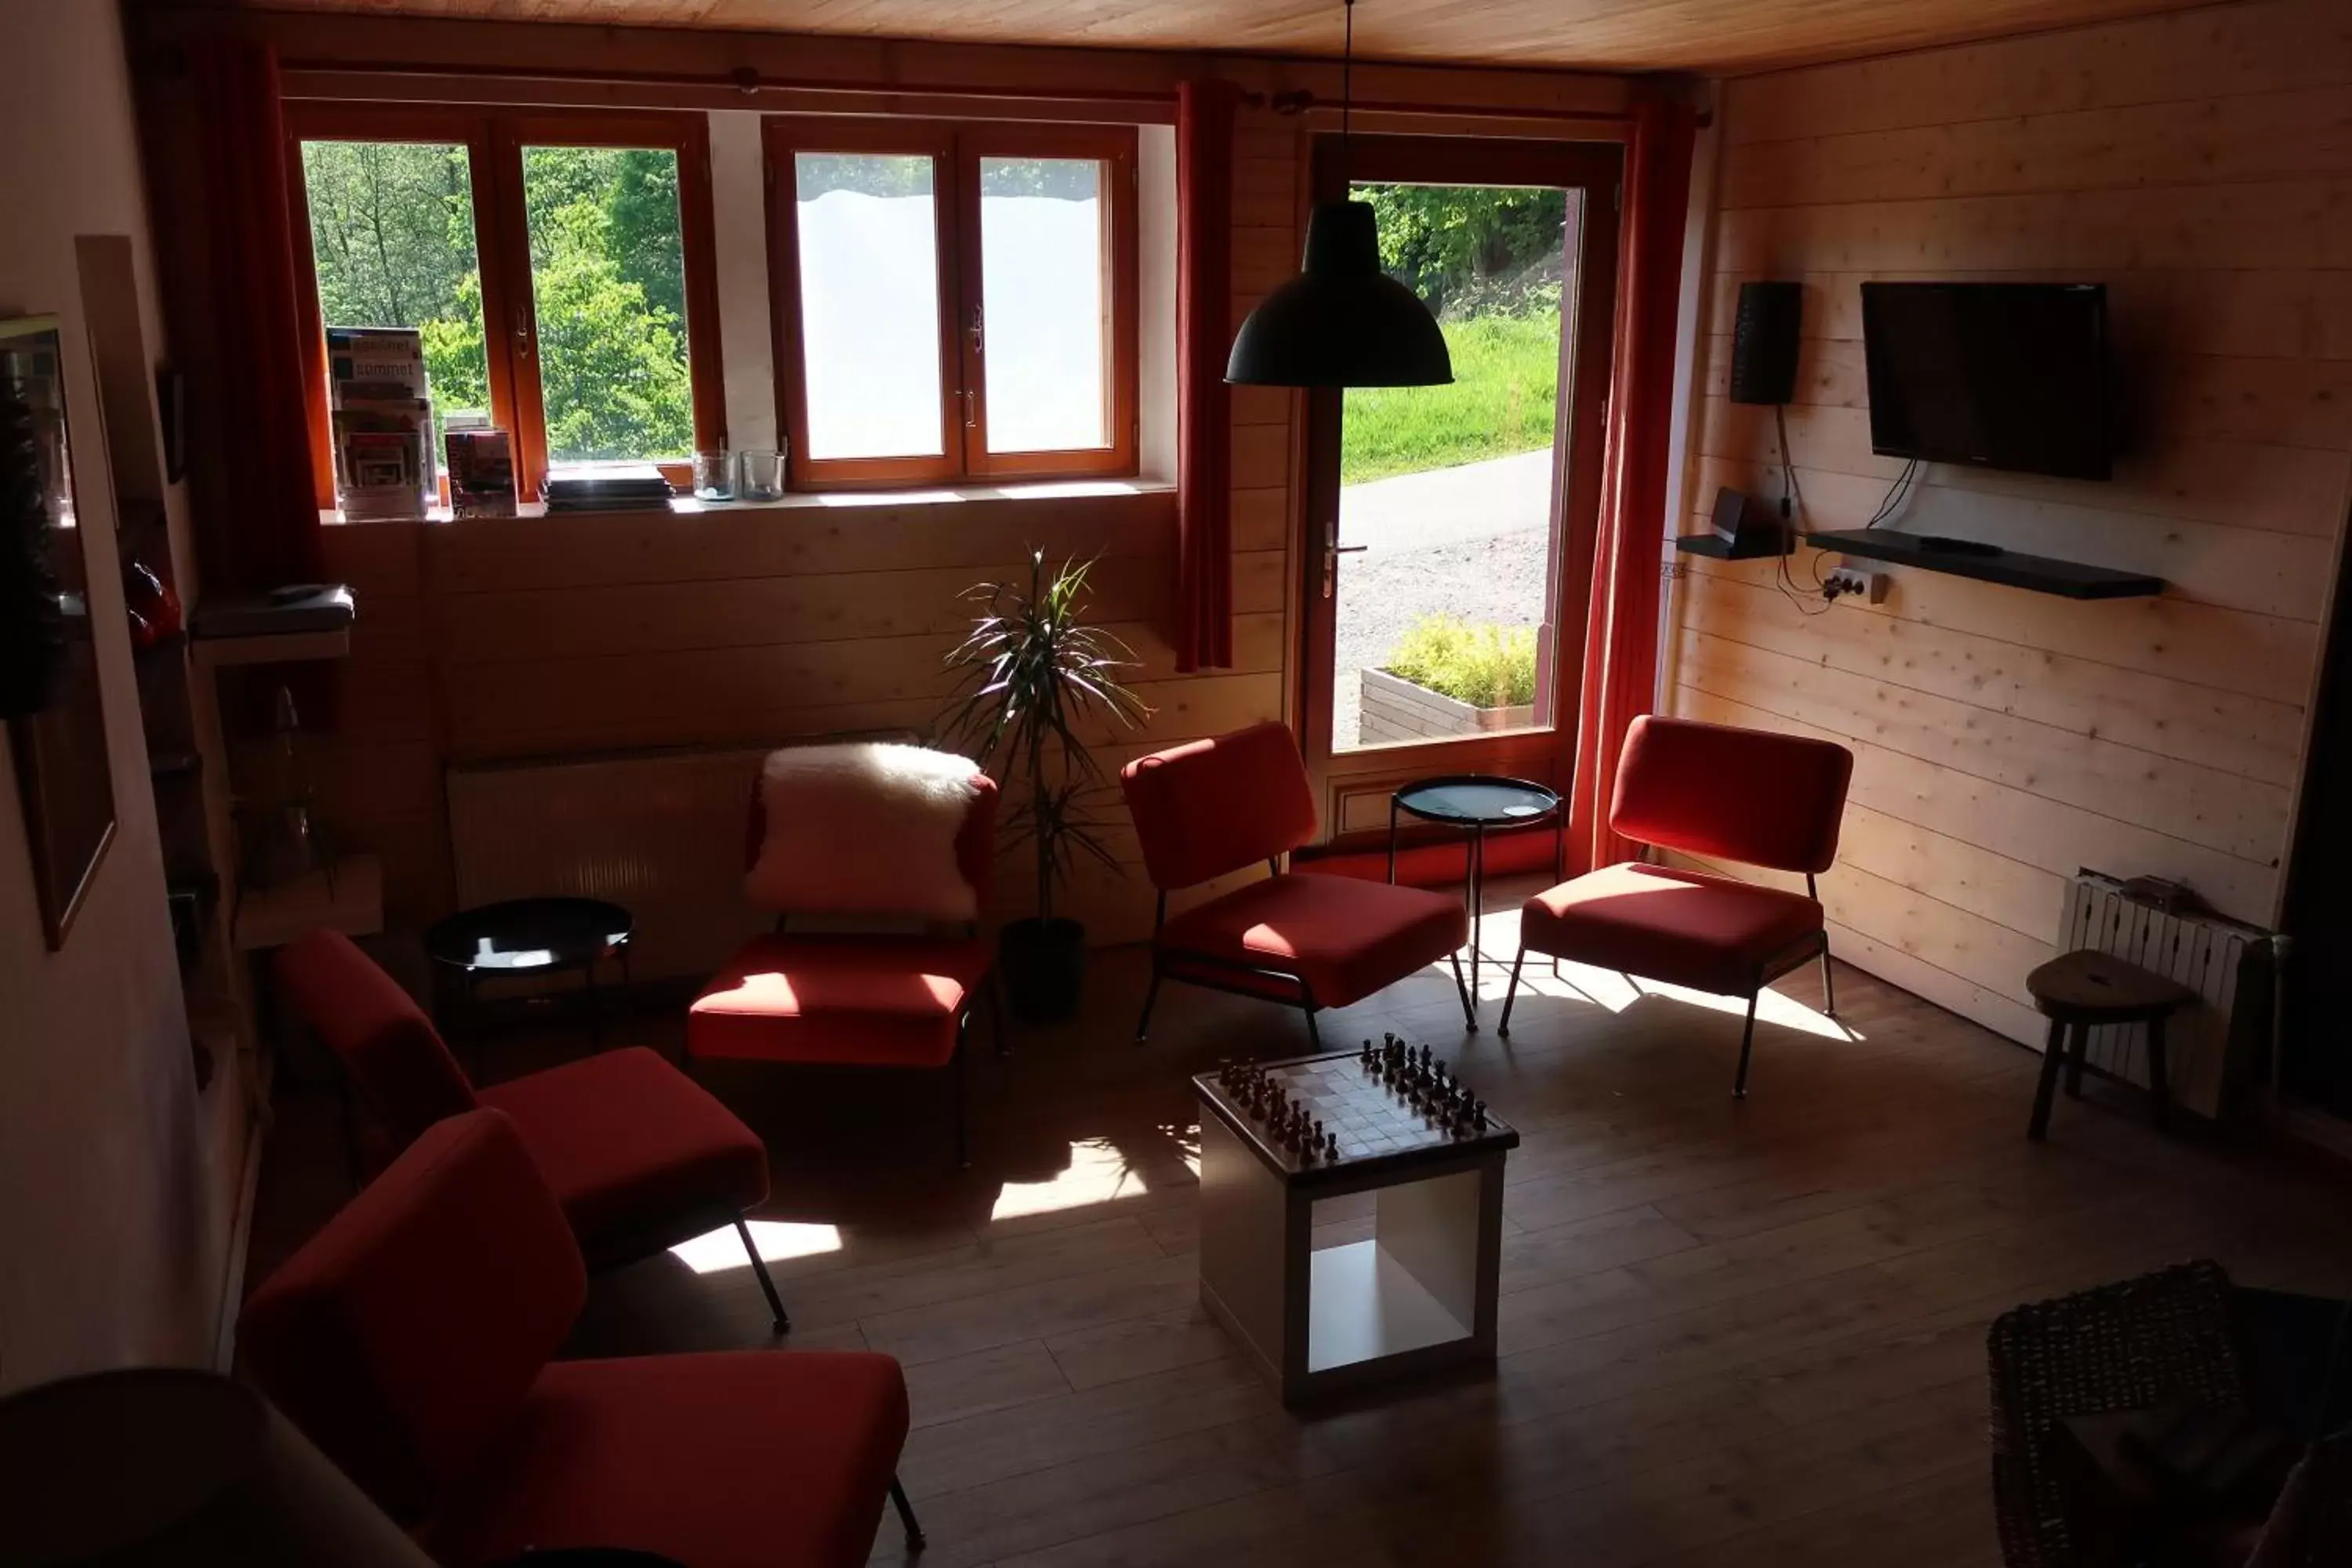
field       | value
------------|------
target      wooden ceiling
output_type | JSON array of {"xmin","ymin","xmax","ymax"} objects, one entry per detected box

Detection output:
[{"xmin": 194, "ymin": 0, "xmax": 2216, "ymax": 76}]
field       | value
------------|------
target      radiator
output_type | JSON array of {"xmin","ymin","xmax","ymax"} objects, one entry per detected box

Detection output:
[
  {"xmin": 446, "ymin": 746, "xmax": 772, "ymax": 984},
  {"xmin": 2057, "ymin": 871, "xmax": 2278, "ymax": 1120}
]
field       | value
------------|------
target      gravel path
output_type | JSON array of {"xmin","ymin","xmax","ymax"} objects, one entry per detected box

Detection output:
[
  {"xmin": 1323, "ymin": 451, "xmax": 1555, "ymax": 751},
  {"xmin": 1328, "ymin": 526, "xmax": 1552, "ymax": 750}
]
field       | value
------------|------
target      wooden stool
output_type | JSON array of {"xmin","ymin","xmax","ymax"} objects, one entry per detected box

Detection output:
[{"xmin": 2025, "ymin": 949, "xmax": 2196, "ymax": 1141}]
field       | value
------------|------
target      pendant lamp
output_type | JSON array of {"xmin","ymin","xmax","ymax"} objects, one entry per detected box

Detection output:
[{"xmin": 1226, "ymin": 0, "xmax": 1452, "ymax": 387}]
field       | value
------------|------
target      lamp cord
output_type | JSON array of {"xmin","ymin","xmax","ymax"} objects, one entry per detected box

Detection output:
[{"xmin": 1341, "ymin": 0, "xmax": 1354, "ymax": 180}]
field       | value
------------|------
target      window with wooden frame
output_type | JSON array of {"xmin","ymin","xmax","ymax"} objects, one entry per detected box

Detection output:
[
  {"xmin": 764, "ymin": 118, "xmax": 1139, "ymax": 489},
  {"xmin": 284, "ymin": 103, "xmax": 724, "ymax": 507}
]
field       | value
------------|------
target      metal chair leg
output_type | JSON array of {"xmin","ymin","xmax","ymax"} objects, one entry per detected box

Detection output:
[
  {"xmin": 1499, "ymin": 949, "xmax": 1526, "ymax": 1036},
  {"xmin": 1303, "ymin": 1006, "xmax": 1322, "ymax": 1048},
  {"xmin": 1134, "ymin": 967, "xmax": 1163, "ymax": 1043},
  {"xmin": 735, "ymin": 1214, "xmax": 790, "ymax": 1334},
  {"xmin": 583, "ymin": 957, "xmax": 604, "ymax": 1048},
  {"xmin": 987, "ymin": 971, "xmax": 1009, "ymax": 1058},
  {"xmin": 1450, "ymin": 950, "xmax": 1478, "ymax": 1033},
  {"xmin": 889, "ymin": 1475, "xmax": 927, "ymax": 1552},
  {"xmin": 1818, "ymin": 946, "xmax": 1837, "ymax": 1017},
  {"xmin": 1733, "ymin": 990, "xmax": 1762, "ymax": 1098}
]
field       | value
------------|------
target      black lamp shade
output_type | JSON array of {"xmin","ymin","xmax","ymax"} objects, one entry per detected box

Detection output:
[{"xmin": 1226, "ymin": 201, "xmax": 1453, "ymax": 388}]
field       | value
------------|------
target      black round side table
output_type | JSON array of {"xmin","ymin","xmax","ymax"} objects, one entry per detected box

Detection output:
[
  {"xmin": 423, "ymin": 897, "xmax": 635, "ymax": 1050},
  {"xmin": 1390, "ymin": 775, "xmax": 1563, "ymax": 975}
]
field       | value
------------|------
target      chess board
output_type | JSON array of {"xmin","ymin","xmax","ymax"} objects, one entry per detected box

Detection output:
[{"xmin": 1192, "ymin": 1040, "xmax": 1519, "ymax": 1188}]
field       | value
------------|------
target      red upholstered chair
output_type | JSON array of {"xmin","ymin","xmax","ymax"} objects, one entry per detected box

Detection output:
[
  {"xmin": 687, "ymin": 753, "xmax": 1000, "ymax": 1168},
  {"xmin": 1121, "ymin": 721, "xmax": 1474, "ymax": 1044},
  {"xmin": 241, "ymin": 1108, "xmax": 925, "ymax": 1566},
  {"xmin": 1498, "ymin": 715, "xmax": 1853, "ymax": 1097},
  {"xmin": 273, "ymin": 928, "xmax": 791, "ymax": 1333}
]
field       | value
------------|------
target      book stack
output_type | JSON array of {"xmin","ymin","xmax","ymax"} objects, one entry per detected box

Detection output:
[
  {"xmin": 445, "ymin": 427, "xmax": 516, "ymax": 518},
  {"xmin": 543, "ymin": 462, "xmax": 675, "ymax": 513},
  {"xmin": 326, "ymin": 327, "xmax": 433, "ymax": 521}
]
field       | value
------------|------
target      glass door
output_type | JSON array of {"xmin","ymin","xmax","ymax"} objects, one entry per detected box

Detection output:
[{"xmin": 1299, "ymin": 137, "xmax": 1622, "ymax": 839}]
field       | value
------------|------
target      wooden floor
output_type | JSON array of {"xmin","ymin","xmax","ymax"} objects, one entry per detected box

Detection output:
[{"xmin": 248, "ymin": 887, "xmax": 2352, "ymax": 1567}]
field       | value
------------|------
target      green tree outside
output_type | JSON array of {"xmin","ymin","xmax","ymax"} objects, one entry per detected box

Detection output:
[
  {"xmin": 299, "ymin": 139, "xmax": 695, "ymax": 469},
  {"xmin": 1339, "ymin": 183, "xmax": 1574, "ymax": 487}
]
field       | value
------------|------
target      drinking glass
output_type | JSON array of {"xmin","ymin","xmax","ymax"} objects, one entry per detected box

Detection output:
[
  {"xmin": 737, "ymin": 448, "xmax": 786, "ymax": 502},
  {"xmin": 691, "ymin": 449, "xmax": 735, "ymax": 501}
]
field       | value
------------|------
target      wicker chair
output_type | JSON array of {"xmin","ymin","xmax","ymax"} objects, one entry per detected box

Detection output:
[{"xmin": 1989, "ymin": 1260, "xmax": 2352, "ymax": 1568}]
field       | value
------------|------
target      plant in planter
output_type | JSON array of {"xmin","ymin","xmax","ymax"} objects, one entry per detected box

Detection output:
[
  {"xmin": 1360, "ymin": 613, "xmax": 1540, "ymax": 744},
  {"xmin": 941, "ymin": 550, "xmax": 1149, "ymax": 1022}
]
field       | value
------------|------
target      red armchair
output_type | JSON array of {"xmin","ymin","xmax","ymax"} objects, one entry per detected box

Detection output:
[
  {"xmin": 241, "ymin": 1108, "xmax": 924, "ymax": 1566},
  {"xmin": 1121, "ymin": 721, "xmax": 1474, "ymax": 1045},
  {"xmin": 1498, "ymin": 715, "xmax": 1853, "ymax": 1097},
  {"xmin": 274, "ymin": 928, "xmax": 790, "ymax": 1333},
  {"xmin": 688, "ymin": 750, "xmax": 1000, "ymax": 1167}
]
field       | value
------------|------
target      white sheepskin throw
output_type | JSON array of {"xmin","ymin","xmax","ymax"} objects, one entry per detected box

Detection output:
[{"xmin": 746, "ymin": 742, "xmax": 984, "ymax": 920}]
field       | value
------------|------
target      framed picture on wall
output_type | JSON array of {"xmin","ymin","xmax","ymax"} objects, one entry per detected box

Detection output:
[{"xmin": 2, "ymin": 315, "xmax": 117, "ymax": 950}]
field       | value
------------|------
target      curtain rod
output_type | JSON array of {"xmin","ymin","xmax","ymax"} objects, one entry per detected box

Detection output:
[
  {"xmin": 1271, "ymin": 92, "xmax": 1633, "ymax": 125},
  {"xmin": 280, "ymin": 58, "xmax": 1192, "ymax": 105},
  {"xmin": 277, "ymin": 59, "xmax": 1639, "ymax": 124}
]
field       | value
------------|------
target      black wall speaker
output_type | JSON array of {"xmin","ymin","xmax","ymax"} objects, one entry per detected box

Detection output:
[{"xmin": 1730, "ymin": 281, "xmax": 1802, "ymax": 406}]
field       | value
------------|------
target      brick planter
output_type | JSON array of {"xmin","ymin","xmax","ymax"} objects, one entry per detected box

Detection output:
[{"xmin": 1359, "ymin": 666, "xmax": 1535, "ymax": 745}]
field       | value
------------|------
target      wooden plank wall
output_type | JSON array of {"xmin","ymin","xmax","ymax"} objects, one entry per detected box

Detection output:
[
  {"xmin": 298, "ymin": 116, "xmax": 1308, "ymax": 949},
  {"xmin": 1668, "ymin": 0, "xmax": 2352, "ymax": 1045}
]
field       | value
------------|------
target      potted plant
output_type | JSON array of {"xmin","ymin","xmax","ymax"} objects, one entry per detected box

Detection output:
[{"xmin": 941, "ymin": 550, "xmax": 1149, "ymax": 1022}]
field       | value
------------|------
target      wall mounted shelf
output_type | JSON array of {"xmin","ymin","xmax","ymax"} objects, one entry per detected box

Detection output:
[
  {"xmin": 1803, "ymin": 529, "xmax": 2164, "ymax": 600},
  {"xmin": 1674, "ymin": 532, "xmax": 1792, "ymax": 561}
]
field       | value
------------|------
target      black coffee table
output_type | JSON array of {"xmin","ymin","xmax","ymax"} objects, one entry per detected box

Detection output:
[
  {"xmin": 423, "ymin": 897, "xmax": 635, "ymax": 1045},
  {"xmin": 1389, "ymin": 776, "xmax": 1563, "ymax": 976}
]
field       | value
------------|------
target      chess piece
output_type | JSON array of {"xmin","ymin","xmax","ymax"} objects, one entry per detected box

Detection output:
[{"xmin": 1324, "ymin": 1131, "xmax": 1340, "ymax": 1160}]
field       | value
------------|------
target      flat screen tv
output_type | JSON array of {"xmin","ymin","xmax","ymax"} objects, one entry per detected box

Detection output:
[{"xmin": 1860, "ymin": 281, "xmax": 2110, "ymax": 481}]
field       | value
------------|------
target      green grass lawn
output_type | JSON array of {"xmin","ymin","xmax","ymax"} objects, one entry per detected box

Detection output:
[{"xmin": 1340, "ymin": 310, "xmax": 1559, "ymax": 486}]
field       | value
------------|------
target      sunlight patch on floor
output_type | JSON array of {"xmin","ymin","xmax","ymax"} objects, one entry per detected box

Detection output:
[
  {"xmin": 1416, "ymin": 903, "xmax": 1858, "ymax": 1043},
  {"xmin": 1525, "ymin": 958, "xmax": 1860, "ymax": 1041},
  {"xmin": 1170, "ymin": 1122, "xmax": 1202, "ymax": 1180},
  {"xmin": 669, "ymin": 1220, "xmax": 844, "ymax": 1273},
  {"xmin": 991, "ymin": 1138, "xmax": 1160, "ymax": 1221}
]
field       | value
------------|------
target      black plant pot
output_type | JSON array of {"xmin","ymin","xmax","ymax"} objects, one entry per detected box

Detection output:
[{"xmin": 1000, "ymin": 916, "xmax": 1087, "ymax": 1023}]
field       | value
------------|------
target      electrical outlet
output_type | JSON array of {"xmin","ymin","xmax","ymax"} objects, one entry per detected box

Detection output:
[{"xmin": 1822, "ymin": 567, "xmax": 1889, "ymax": 604}]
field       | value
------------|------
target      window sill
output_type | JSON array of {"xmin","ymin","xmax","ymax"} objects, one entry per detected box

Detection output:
[{"xmin": 319, "ymin": 476, "xmax": 1176, "ymax": 527}]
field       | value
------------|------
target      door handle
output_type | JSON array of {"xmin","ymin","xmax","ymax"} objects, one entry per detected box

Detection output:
[{"xmin": 1323, "ymin": 528, "xmax": 1366, "ymax": 599}]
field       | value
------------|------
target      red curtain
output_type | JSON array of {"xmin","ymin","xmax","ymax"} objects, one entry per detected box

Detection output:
[
  {"xmin": 186, "ymin": 37, "xmax": 322, "ymax": 595},
  {"xmin": 1174, "ymin": 78, "xmax": 1240, "ymax": 673},
  {"xmin": 1565, "ymin": 91, "xmax": 1700, "ymax": 876}
]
